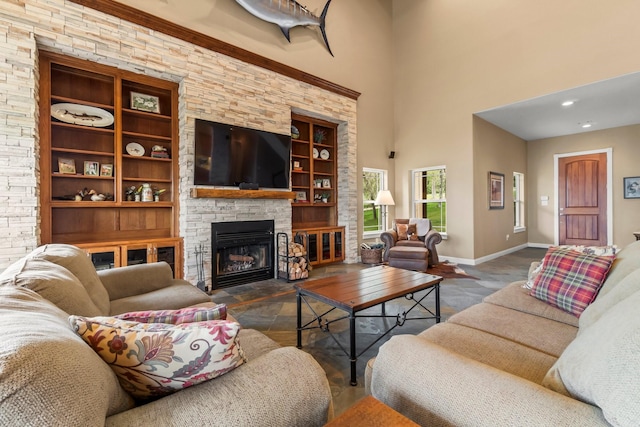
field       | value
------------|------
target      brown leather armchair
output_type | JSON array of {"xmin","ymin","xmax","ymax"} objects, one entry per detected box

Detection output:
[{"xmin": 380, "ymin": 218, "xmax": 442, "ymax": 266}]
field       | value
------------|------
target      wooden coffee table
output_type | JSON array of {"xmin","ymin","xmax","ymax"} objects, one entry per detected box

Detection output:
[
  {"xmin": 325, "ymin": 396, "xmax": 419, "ymax": 426},
  {"xmin": 295, "ymin": 265, "xmax": 442, "ymax": 385}
]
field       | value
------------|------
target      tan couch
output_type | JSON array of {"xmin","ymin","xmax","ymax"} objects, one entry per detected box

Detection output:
[
  {"xmin": 0, "ymin": 244, "xmax": 332, "ymax": 426},
  {"xmin": 366, "ymin": 241, "xmax": 640, "ymax": 426}
]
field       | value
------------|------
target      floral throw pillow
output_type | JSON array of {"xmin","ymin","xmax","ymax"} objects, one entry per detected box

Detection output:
[
  {"xmin": 530, "ymin": 246, "xmax": 615, "ymax": 317},
  {"xmin": 69, "ymin": 316, "xmax": 246, "ymax": 400},
  {"xmin": 114, "ymin": 305, "xmax": 227, "ymax": 324}
]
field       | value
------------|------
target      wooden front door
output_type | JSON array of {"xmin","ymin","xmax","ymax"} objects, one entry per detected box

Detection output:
[{"xmin": 558, "ymin": 152, "xmax": 607, "ymax": 246}]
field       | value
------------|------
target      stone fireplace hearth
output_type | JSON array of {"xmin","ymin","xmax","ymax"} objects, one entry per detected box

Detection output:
[{"xmin": 211, "ymin": 220, "xmax": 274, "ymax": 289}]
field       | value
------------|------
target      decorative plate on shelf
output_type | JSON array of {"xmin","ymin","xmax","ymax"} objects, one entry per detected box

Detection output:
[
  {"xmin": 126, "ymin": 142, "xmax": 145, "ymax": 157},
  {"xmin": 320, "ymin": 149, "xmax": 330, "ymax": 160},
  {"xmin": 313, "ymin": 147, "xmax": 319, "ymax": 158},
  {"xmin": 51, "ymin": 103, "xmax": 114, "ymax": 127}
]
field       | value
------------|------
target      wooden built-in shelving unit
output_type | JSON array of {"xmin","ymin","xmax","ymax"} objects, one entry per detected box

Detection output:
[
  {"xmin": 39, "ymin": 52, "xmax": 182, "ymax": 277},
  {"xmin": 291, "ymin": 114, "xmax": 344, "ymax": 265}
]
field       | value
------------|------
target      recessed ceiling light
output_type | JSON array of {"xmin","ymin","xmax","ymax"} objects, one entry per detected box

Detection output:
[
  {"xmin": 562, "ymin": 101, "xmax": 575, "ymax": 107},
  {"xmin": 581, "ymin": 123, "xmax": 592, "ymax": 128}
]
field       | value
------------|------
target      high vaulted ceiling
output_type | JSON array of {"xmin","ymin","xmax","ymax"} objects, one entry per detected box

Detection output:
[{"xmin": 111, "ymin": 0, "xmax": 640, "ymax": 143}]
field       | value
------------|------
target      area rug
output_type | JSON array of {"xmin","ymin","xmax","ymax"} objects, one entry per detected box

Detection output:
[{"xmin": 428, "ymin": 261, "xmax": 478, "ymax": 279}]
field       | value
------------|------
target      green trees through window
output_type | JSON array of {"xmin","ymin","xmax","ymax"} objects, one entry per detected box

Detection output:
[
  {"xmin": 412, "ymin": 167, "xmax": 447, "ymax": 233},
  {"xmin": 363, "ymin": 168, "xmax": 386, "ymax": 234}
]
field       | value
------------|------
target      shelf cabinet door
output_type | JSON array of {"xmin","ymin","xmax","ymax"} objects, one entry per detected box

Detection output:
[
  {"xmin": 81, "ymin": 245, "xmax": 122, "ymax": 271},
  {"xmin": 307, "ymin": 232, "xmax": 319, "ymax": 263},
  {"xmin": 334, "ymin": 229, "xmax": 344, "ymax": 260},
  {"xmin": 299, "ymin": 227, "xmax": 344, "ymax": 266},
  {"xmin": 122, "ymin": 239, "xmax": 182, "ymax": 278}
]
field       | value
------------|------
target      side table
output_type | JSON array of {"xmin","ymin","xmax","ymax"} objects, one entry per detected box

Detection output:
[{"xmin": 325, "ymin": 396, "xmax": 419, "ymax": 427}]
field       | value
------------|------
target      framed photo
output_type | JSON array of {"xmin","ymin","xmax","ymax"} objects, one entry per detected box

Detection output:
[
  {"xmin": 489, "ymin": 171, "xmax": 505, "ymax": 209},
  {"xmin": 84, "ymin": 161, "xmax": 99, "ymax": 176},
  {"xmin": 295, "ymin": 191, "xmax": 307, "ymax": 201},
  {"xmin": 624, "ymin": 176, "xmax": 640, "ymax": 199},
  {"xmin": 322, "ymin": 178, "xmax": 331, "ymax": 188},
  {"xmin": 100, "ymin": 164, "xmax": 113, "ymax": 177},
  {"xmin": 130, "ymin": 91, "xmax": 160, "ymax": 113},
  {"xmin": 58, "ymin": 158, "xmax": 76, "ymax": 174}
]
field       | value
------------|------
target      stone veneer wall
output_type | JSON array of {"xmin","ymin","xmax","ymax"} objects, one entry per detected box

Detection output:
[{"xmin": 0, "ymin": 0, "xmax": 358, "ymax": 286}]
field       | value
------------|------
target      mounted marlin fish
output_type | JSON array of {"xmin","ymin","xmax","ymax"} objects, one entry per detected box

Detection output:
[{"xmin": 234, "ymin": 0, "xmax": 334, "ymax": 56}]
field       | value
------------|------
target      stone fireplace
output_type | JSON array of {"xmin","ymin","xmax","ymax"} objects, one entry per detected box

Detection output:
[
  {"xmin": 0, "ymin": 1, "xmax": 359, "ymax": 282},
  {"xmin": 211, "ymin": 220, "xmax": 274, "ymax": 289}
]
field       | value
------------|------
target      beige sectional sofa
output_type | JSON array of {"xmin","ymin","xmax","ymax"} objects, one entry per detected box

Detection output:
[
  {"xmin": 366, "ymin": 241, "xmax": 640, "ymax": 426},
  {"xmin": 0, "ymin": 244, "xmax": 332, "ymax": 426}
]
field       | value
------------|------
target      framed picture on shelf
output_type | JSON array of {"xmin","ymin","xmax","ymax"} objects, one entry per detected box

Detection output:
[
  {"xmin": 295, "ymin": 191, "xmax": 307, "ymax": 202},
  {"xmin": 100, "ymin": 164, "xmax": 113, "ymax": 177},
  {"xmin": 84, "ymin": 161, "xmax": 99, "ymax": 176},
  {"xmin": 489, "ymin": 171, "xmax": 504, "ymax": 209},
  {"xmin": 624, "ymin": 176, "xmax": 640, "ymax": 199},
  {"xmin": 322, "ymin": 178, "xmax": 331, "ymax": 188},
  {"xmin": 130, "ymin": 91, "xmax": 160, "ymax": 113},
  {"xmin": 58, "ymin": 158, "xmax": 76, "ymax": 174}
]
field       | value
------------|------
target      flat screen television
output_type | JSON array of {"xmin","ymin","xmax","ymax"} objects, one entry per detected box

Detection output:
[{"xmin": 194, "ymin": 119, "xmax": 291, "ymax": 189}]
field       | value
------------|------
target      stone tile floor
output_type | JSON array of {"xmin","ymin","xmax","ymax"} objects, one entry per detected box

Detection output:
[{"xmin": 210, "ymin": 247, "xmax": 546, "ymax": 417}]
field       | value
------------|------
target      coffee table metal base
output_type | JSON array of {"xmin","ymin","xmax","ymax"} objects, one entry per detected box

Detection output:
[{"xmin": 295, "ymin": 268, "xmax": 441, "ymax": 386}]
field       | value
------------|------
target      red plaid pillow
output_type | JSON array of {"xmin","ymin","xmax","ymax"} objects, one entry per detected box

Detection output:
[{"xmin": 530, "ymin": 247, "xmax": 615, "ymax": 317}]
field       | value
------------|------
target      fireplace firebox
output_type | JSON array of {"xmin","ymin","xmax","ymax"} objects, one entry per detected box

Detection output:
[{"xmin": 211, "ymin": 220, "xmax": 274, "ymax": 289}]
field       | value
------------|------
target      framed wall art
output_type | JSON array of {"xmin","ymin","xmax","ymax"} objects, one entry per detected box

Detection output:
[
  {"xmin": 100, "ymin": 164, "xmax": 113, "ymax": 177},
  {"xmin": 130, "ymin": 91, "xmax": 160, "ymax": 113},
  {"xmin": 58, "ymin": 158, "xmax": 76, "ymax": 174},
  {"xmin": 624, "ymin": 176, "xmax": 640, "ymax": 199},
  {"xmin": 489, "ymin": 171, "xmax": 504, "ymax": 209},
  {"xmin": 84, "ymin": 161, "xmax": 99, "ymax": 176}
]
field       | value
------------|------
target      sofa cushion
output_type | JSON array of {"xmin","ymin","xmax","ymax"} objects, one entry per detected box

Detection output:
[
  {"xmin": 109, "ymin": 283, "xmax": 215, "ymax": 315},
  {"xmin": 236, "ymin": 328, "xmax": 282, "ymax": 358},
  {"xmin": 530, "ymin": 247, "xmax": 614, "ymax": 317},
  {"xmin": 542, "ymin": 286, "xmax": 640, "ymax": 426},
  {"xmin": 447, "ymin": 302, "xmax": 578, "ymax": 358},
  {"xmin": 0, "ymin": 256, "xmax": 102, "ymax": 316},
  {"xmin": 0, "ymin": 287, "xmax": 134, "ymax": 426},
  {"xmin": 114, "ymin": 304, "xmax": 227, "ymax": 324},
  {"xmin": 104, "ymin": 347, "xmax": 332, "ymax": 427},
  {"xmin": 419, "ymin": 322, "xmax": 559, "ymax": 383},
  {"xmin": 395, "ymin": 240, "xmax": 426, "ymax": 249},
  {"xmin": 597, "ymin": 240, "xmax": 640, "ymax": 297},
  {"xmin": 29, "ymin": 244, "xmax": 111, "ymax": 314},
  {"xmin": 579, "ymin": 267, "xmax": 640, "ymax": 331},
  {"xmin": 69, "ymin": 315, "xmax": 247, "ymax": 401},
  {"xmin": 485, "ymin": 282, "xmax": 579, "ymax": 327}
]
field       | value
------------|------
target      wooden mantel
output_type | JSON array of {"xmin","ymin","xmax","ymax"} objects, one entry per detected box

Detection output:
[{"xmin": 191, "ymin": 188, "xmax": 296, "ymax": 200}]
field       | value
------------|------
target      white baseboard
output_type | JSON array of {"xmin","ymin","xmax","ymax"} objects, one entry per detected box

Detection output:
[
  {"xmin": 440, "ymin": 242, "xmax": 546, "ymax": 266},
  {"xmin": 527, "ymin": 242, "xmax": 552, "ymax": 249}
]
